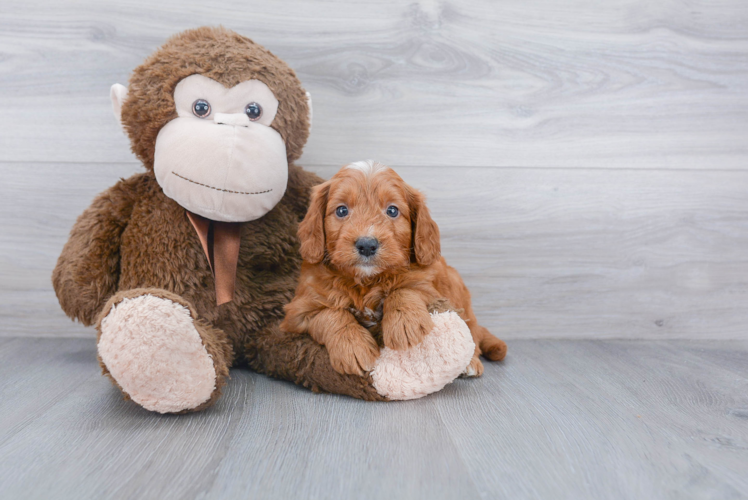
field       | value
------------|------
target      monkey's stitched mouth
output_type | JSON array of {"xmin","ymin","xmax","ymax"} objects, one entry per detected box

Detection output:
[{"xmin": 172, "ymin": 172, "xmax": 273, "ymax": 195}]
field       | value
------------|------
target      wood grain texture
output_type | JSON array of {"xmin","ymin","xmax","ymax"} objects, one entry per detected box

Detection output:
[
  {"xmin": 0, "ymin": 0, "xmax": 747, "ymax": 168},
  {"xmin": 3, "ymin": 162, "xmax": 747, "ymax": 339},
  {"xmin": 436, "ymin": 340, "xmax": 748, "ymax": 499},
  {"xmin": 0, "ymin": 337, "xmax": 746, "ymax": 499}
]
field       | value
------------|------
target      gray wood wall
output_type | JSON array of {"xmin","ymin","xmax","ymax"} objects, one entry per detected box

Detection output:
[{"xmin": 1, "ymin": 0, "xmax": 747, "ymax": 339}]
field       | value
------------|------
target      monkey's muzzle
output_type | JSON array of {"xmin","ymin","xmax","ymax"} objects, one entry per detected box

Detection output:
[{"xmin": 153, "ymin": 114, "xmax": 288, "ymax": 223}]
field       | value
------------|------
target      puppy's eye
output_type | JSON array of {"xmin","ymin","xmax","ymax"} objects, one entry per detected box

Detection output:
[
  {"xmin": 192, "ymin": 99, "xmax": 211, "ymax": 118},
  {"xmin": 386, "ymin": 206, "xmax": 399, "ymax": 218},
  {"xmin": 245, "ymin": 102, "xmax": 263, "ymax": 121},
  {"xmin": 335, "ymin": 206, "xmax": 349, "ymax": 218}
]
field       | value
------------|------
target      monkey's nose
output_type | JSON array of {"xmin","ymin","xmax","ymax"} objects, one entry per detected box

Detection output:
[
  {"xmin": 214, "ymin": 113, "xmax": 251, "ymax": 127},
  {"xmin": 355, "ymin": 237, "xmax": 379, "ymax": 257}
]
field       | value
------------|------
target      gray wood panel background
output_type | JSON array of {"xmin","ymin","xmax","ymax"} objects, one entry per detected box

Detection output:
[
  {"xmin": 2, "ymin": 0, "xmax": 748, "ymax": 169},
  {"xmin": 1, "ymin": 0, "xmax": 747, "ymax": 340}
]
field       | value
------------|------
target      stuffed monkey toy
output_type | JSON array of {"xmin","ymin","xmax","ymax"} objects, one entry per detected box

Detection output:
[{"xmin": 52, "ymin": 27, "xmax": 475, "ymax": 413}]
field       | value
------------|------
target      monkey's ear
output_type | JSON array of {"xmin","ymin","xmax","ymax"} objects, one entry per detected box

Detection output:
[
  {"xmin": 305, "ymin": 92, "xmax": 313, "ymax": 131},
  {"xmin": 298, "ymin": 180, "xmax": 331, "ymax": 264},
  {"xmin": 110, "ymin": 84, "xmax": 129, "ymax": 128}
]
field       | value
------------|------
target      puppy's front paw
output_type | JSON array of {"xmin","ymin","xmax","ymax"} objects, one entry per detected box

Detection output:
[
  {"xmin": 382, "ymin": 307, "xmax": 435, "ymax": 351},
  {"xmin": 326, "ymin": 326, "xmax": 380, "ymax": 376}
]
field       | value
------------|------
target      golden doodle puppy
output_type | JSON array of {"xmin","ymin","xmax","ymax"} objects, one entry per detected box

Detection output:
[{"xmin": 281, "ymin": 160, "xmax": 507, "ymax": 377}]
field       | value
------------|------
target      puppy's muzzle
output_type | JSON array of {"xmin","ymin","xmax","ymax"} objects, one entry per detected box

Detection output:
[{"xmin": 355, "ymin": 237, "xmax": 379, "ymax": 257}]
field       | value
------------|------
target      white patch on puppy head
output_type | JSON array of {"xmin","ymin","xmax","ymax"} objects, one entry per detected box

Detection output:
[{"xmin": 345, "ymin": 160, "xmax": 389, "ymax": 177}]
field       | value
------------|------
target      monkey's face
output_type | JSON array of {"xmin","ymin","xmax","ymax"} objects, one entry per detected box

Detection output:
[
  {"xmin": 152, "ymin": 75, "xmax": 287, "ymax": 222},
  {"xmin": 112, "ymin": 27, "xmax": 313, "ymax": 223}
]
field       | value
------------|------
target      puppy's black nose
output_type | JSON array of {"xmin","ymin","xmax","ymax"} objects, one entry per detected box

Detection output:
[{"xmin": 355, "ymin": 237, "xmax": 379, "ymax": 257}]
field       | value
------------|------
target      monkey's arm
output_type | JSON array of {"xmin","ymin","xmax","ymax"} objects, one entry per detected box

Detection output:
[
  {"xmin": 246, "ymin": 321, "xmax": 386, "ymax": 401},
  {"xmin": 52, "ymin": 175, "xmax": 143, "ymax": 326}
]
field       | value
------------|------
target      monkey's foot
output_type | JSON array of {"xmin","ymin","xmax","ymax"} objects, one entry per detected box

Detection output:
[
  {"xmin": 370, "ymin": 311, "xmax": 474, "ymax": 400},
  {"xmin": 98, "ymin": 294, "xmax": 219, "ymax": 413}
]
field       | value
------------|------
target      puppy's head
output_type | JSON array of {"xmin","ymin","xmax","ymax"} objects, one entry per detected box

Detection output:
[{"xmin": 298, "ymin": 160, "xmax": 440, "ymax": 277}]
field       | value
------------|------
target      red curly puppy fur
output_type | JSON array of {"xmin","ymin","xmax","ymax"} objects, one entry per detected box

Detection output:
[{"xmin": 281, "ymin": 160, "xmax": 507, "ymax": 377}]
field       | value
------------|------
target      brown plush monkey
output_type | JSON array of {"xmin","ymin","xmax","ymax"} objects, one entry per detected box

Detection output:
[{"xmin": 53, "ymin": 27, "xmax": 475, "ymax": 413}]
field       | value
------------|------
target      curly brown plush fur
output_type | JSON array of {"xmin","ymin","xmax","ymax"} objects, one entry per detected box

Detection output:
[{"xmin": 52, "ymin": 27, "xmax": 385, "ymax": 412}]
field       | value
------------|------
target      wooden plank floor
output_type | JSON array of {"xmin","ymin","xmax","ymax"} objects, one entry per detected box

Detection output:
[{"xmin": 1, "ymin": 337, "xmax": 746, "ymax": 500}]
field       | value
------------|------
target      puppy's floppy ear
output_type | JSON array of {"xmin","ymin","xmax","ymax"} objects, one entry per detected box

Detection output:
[
  {"xmin": 406, "ymin": 185, "xmax": 440, "ymax": 266},
  {"xmin": 298, "ymin": 180, "xmax": 331, "ymax": 264}
]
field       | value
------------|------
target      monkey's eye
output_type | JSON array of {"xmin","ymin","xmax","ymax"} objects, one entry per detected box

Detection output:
[
  {"xmin": 192, "ymin": 99, "xmax": 211, "ymax": 118},
  {"xmin": 335, "ymin": 206, "xmax": 349, "ymax": 218},
  {"xmin": 245, "ymin": 102, "xmax": 263, "ymax": 121},
  {"xmin": 386, "ymin": 206, "xmax": 399, "ymax": 218}
]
